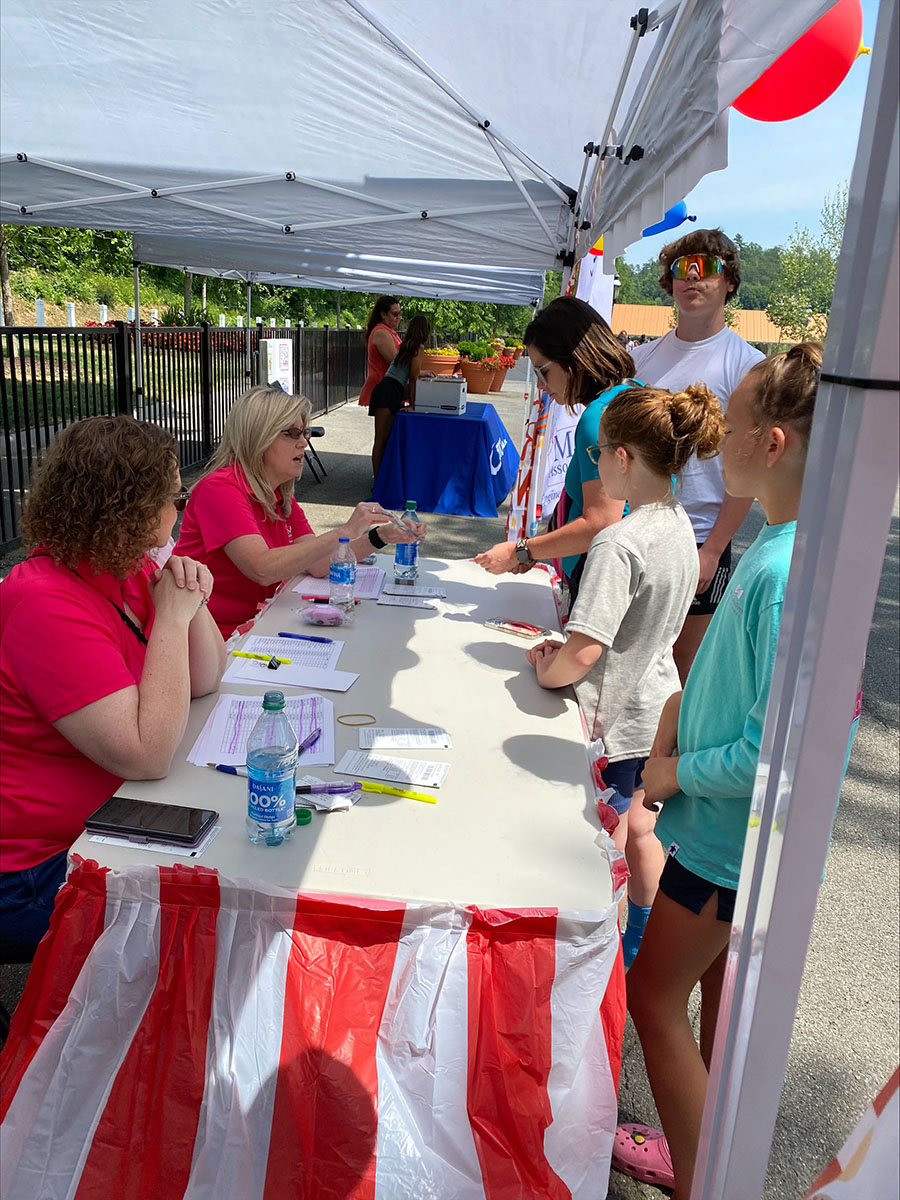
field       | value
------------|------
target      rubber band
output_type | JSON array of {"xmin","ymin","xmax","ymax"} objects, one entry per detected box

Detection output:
[{"xmin": 337, "ymin": 713, "xmax": 378, "ymax": 726}]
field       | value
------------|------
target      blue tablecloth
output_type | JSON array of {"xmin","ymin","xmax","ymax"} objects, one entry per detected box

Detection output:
[{"xmin": 373, "ymin": 401, "xmax": 519, "ymax": 516}]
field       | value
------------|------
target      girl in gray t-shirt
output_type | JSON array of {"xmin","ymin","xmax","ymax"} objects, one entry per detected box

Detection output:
[{"xmin": 525, "ymin": 382, "xmax": 724, "ymax": 965}]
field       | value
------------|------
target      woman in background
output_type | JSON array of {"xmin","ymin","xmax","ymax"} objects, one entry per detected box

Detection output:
[
  {"xmin": 358, "ymin": 295, "xmax": 402, "ymax": 413},
  {"xmin": 0, "ymin": 416, "xmax": 225, "ymax": 949},
  {"xmin": 175, "ymin": 385, "xmax": 423, "ymax": 636},
  {"xmin": 369, "ymin": 314, "xmax": 431, "ymax": 478}
]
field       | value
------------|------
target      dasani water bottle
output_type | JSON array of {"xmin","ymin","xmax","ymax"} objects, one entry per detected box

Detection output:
[
  {"xmin": 393, "ymin": 500, "xmax": 419, "ymax": 584},
  {"xmin": 246, "ymin": 690, "xmax": 297, "ymax": 845},
  {"xmin": 329, "ymin": 536, "xmax": 356, "ymax": 622}
]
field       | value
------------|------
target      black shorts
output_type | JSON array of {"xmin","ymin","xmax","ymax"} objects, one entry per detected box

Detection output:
[
  {"xmin": 689, "ymin": 541, "xmax": 732, "ymax": 616},
  {"xmin": 369, "ymin": 376, "xmax": 405, "ymax": 416},
  {"xmin": 658, "ymin": 855, "xmax": 737, "ymax": 923}
]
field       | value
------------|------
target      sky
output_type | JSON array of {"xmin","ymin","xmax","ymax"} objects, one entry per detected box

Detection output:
[{"xmin": 622, "ymin": 0, "xmax": 882, "ymax": 266}]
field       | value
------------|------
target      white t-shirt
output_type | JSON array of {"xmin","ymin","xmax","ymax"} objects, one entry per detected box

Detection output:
[
  {"xmin": 631, "ymin": 327, "xmax": 765, "ymax": 541},
  {"xmin": 566, "ymin": 501, "xmax": 698, "ymax": 760}
]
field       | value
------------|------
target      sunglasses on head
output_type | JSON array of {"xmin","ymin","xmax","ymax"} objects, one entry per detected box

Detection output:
[
  {"xmin": 670, "ymin": 254, "xmax": 725, "ymax": 280},
  {"xmin": 279, "ymin": 425, "xmax": 310, "ymax": 442},
  {"xmin": 172, "ymin": 488, "xmax": 191, "ymax": 512}
]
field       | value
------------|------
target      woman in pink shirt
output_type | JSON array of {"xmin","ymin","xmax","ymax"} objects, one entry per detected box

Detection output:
[
  {"xmin": 0, "ymin": 417, "xmax": 226, "ymax": 951},
  {"xmin": 358, "ymin": 295, "xmax": 402, "ymax": 410},
  {"xmin": 175, "ymin": 384, "xmax": 423, "ymax": 636}
]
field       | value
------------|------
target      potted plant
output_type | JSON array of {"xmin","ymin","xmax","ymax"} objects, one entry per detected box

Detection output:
[
  {"xmin": 422, "ymin": 345, "xmax": 460, "ymax": 375},
  {"xmin": 458, "ymin": 342, "xmax": 497, "ymax": 394},
  {"xmin": 506, "ymin": 339, "xmax": 524, "ymax": 362},
  {"xmin": 488, "ymin": 353, "xmax": 516, "ymax": 391}
]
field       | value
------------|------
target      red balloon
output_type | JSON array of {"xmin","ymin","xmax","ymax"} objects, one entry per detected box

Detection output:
[{"xmin": 733, "ymin": 0, "xmax": 863, "ymax": 122}]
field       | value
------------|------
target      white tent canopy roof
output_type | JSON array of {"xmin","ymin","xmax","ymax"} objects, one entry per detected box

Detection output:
[
  {"xmin": 1, "ymin": 0, "xmax": 831, "ymax": 272},
  {"xmin": 132, "ymin": 235, "xmax": 545, "ymax": 306}
]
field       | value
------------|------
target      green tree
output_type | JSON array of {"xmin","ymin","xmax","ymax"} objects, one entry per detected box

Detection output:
[{"xmin": 766, "ymin": 185, "xmax": 848, "ymax": 341}]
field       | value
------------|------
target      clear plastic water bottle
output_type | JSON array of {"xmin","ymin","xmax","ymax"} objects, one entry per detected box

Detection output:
[
  {"xmin": 246, "ymin": 690, "xmax": 297, "ymax": 846},
  {"xmin": 329, "ymin": 536, "xmax": 356, "ymax": 622},
  {"xmin": 393, "ymin": 500, "xmax": 419, "ymax": 584}
]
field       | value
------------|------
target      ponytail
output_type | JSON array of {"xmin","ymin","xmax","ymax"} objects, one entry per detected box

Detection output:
[
  {"xmin": 602, "ymin": 383, "xmax": 725, "ymax": 478},
  {"xmin": 743, "ymin": 341, "xmax": 823, "ymax": 443}
]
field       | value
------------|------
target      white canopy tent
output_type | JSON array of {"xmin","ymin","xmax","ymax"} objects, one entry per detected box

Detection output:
[
  {"xmin": 1, "ymin": 2, "xmax": 897, "ymax": 1197},
  {"xmin": 0, "ymin": 0, "xmax": 833, "ymax": 278},
  {"xmin": 131, "ymin": 234, "xmax": 546, "ymax": 306}
]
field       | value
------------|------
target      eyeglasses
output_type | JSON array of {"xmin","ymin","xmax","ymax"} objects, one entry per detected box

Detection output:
[
  {"xmin": 670, "ymin": 254, "xmax": 724, "ymax": 280},
  {"xmin": 532, "ymin": 360, "xmax": 552, "ymax": 388},
  {"xmin": 586, "ymin": 443, "xmax": 611, "ymax": 464},
  {"xmin": 279, "ymin": 425, "xmax": 310, "ymax": 442},
  {"xmin": 172, "ymin": 488, "xmax": 192, "ymax": 512}
]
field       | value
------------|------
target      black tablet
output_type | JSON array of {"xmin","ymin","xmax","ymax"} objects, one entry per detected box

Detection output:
[{"xmin": 84, "ymin": 797, "xmax": 218, "ymax": 846}]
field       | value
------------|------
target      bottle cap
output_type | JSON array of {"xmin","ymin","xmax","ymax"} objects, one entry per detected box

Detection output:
[
  {"xmin": 262, "ymin": 690, "xmax": 286, "ymax": 710},
  {"xmin": 404, "ymin": 500, "xmax": 417, "ymax": 509},
  {"xmin": 338, "ymin": 536, "xmax": 350, "ymax": 542},
  {"xmin": 294, "ymin": 807, "xmax": 313, "ymax": 825}
]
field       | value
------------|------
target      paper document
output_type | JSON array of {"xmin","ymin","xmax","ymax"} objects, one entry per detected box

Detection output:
[
  {"xmin": 334, "ymin": 750, "xmax": 450, "ymax": 788},
  {"xmin": 360, "ymin": 727, "xmax": 452, "ymax": 750},
  {"xmin": 89, "ymin": 824, "xmax": 221, "ymax": 859},
  {"xmin": 292, "ymin": 566, "xmax": 385, "ymax": 600},
  {"xmin": 382, "ymin": 585, "xmax": 447, "ymax": 598},
  {"xmin": 187, "ymin": 693, "xmax": 335, "ymax": 768},
  {"xmin": 221, "ymin": 635, "xmax": 356, "ymax": 691},
  {"xmin": 376, "ymin": 594, "xmax": 438, "ymax": 610}
]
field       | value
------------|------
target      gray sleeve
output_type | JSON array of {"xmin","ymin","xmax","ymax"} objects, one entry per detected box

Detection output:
[{"xmin": 566, "ymin": 541, "xmax": 641, "ymax": 648}]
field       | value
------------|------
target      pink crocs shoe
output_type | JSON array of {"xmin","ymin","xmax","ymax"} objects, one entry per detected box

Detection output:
[{"xmin": 612, "ymin": 1122, "xmax": 675, "ymax": 1189}]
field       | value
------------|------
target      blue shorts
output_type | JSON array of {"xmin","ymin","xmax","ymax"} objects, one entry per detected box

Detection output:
[
  {"xmin": 599, "ymin": 757, "xmax": 646, "ymax": 815},
  {"xmin": 0, "ymin": 849, "xmax": 68, "ymax": 950}
]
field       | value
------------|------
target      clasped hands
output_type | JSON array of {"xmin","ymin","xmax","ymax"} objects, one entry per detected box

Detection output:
[{"xmin": 149, "ymin": 554, "xmax": 214, "ymax": 621}]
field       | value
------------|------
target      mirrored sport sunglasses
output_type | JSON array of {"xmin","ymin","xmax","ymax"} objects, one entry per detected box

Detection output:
[
  {"xmin": 279, "ymin": 425, "xmax": 310, "ymax": 442},
  {"xmin": 670, "ymin": 254, "xmax": 725, "ymax": 280},
  {"xmin": 172, "ymin": 488, "xmax": 192, "ymax": 512}
]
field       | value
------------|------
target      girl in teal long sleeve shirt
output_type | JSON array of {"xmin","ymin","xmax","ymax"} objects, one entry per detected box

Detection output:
[{"xmin": 613, "ymin": 343, "xmax": 836, "ymax": 1198}]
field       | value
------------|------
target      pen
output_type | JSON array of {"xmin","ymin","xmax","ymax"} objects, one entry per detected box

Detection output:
[
  {"xmin": 211, "ymin": 766, "xmax": 360, "ymax": 795},
  {"xmin": 231, "ymin": 650, "xmax": 292, "ymax": 664},
  {"xmin": 297, "ymin": 728, "xmax": 322, "ymax": 754},
  {"xmin": 276, "ymin": 631, "xmax": 333, "ymax": 644},
  {"xmin": 300, "ymin": 595, "xmax": 360, "ymax": 604},
  {"xmin": 359, "ymin": 781, "xmax": 438, "ymax": 805}
]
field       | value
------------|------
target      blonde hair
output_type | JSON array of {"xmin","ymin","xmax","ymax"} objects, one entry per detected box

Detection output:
[
  {"xmin": 208, "ymin": 385, "xmax": 311, "ymax": 519},
  {"xmin": 602, "ymin": 383, "xmax": 725, "ymax": 477},
  {"xmin": 743, "ymin": 341, "xmax": 823, "ymax": 444}
]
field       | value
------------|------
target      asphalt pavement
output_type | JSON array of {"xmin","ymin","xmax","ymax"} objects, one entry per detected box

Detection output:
[{"xmin": 1, "ymin": 364, "xmax": 896, "ymax": 1197}]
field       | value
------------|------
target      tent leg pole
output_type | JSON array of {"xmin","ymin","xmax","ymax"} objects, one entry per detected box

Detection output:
[
  {"xmin": 245, "ymin": 282, "xmax": 252, "ymax": 380},
  {"xmin": 132, "ymin": 263, "xmax": 143, "ymax": 417}
]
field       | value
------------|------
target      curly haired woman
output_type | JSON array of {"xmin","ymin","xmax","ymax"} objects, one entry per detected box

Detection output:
[{"xmin": 0, "ymin": 416, "xmax": 226, "ymax": 951}]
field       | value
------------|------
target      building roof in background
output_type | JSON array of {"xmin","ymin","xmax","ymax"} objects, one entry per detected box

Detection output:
[{"xmin": 610, "ymin": 304, "xmax": 827, "ymax": 344}]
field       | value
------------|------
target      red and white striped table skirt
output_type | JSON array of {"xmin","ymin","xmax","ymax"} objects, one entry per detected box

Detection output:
[{"xmin": 1, "ymin": 858, "xmax": 625, "ymax": 1200}]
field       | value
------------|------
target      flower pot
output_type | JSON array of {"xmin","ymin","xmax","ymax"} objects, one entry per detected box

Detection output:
[
  {"xmin": 422, "ymin": 353, "xmax": 459, "ymax": 376},
  {"xmin": 460, "ymin": 360, "xmax": 494, "ymax": 395},
  {"xmin": 489, "ymin": 367, "xmax": 509, "ymax": 392},
  {"xmin": 512, "ymin": 347, "xmax": 523, "ymax": 361}
]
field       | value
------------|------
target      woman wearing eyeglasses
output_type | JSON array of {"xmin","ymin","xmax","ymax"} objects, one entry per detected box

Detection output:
[
  {"xmin": 474, "ymin": 297, "xmax": 637, "ymax": 604},
  {"xmin": 175, "ymin": 384, "xmax": 421, "ymax": 636},
  {"xmin": 0, "ymin": 416, "xmax": 225, "ymax": 951},
  {"xmin": 358, "ymin": 295, "xmax": 403, "ymax": 412}
]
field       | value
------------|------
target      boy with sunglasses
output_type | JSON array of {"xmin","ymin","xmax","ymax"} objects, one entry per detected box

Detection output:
[{"xmin": 630, "ymin": 229, "xmax": 764, "ymax": 682}]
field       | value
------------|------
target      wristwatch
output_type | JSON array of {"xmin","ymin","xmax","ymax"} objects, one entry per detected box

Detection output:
[
  {"xmin": 368, "ymin": 528, "xmax": 387, "ymax": 550},
  {"xmin": 515, "ymin": 538, "xmax": 534, "ymax": 565}
]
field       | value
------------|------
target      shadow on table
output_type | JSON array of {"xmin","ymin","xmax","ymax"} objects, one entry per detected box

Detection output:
[{"xmin": 501, "ymin": 733, "xmax": 590, "ymax": 787}]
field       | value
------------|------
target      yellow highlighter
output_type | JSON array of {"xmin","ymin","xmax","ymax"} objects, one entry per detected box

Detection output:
[
  {"xmin": 231, "ymin": 650, "xmax": 292, "ymax": 665},
  {"xmin": 359, "ymin": 781, "xmax": 438, "ymax": 805}
]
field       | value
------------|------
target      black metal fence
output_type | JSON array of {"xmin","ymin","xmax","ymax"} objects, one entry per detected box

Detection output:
[{"xmin": 0, "ymin": 322, "xmax": 365, "ymax": 552}]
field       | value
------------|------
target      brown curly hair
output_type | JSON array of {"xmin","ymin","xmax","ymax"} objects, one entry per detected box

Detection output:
[
  {"xmin": 657, "ymin": 228, "xmax": 741, "ymax": 299},
  {"xmin": 602, "ymin": 382, "xmax": 725, "ymax": 477},
  {"xmin": 22, "ymin": 416, "xmax": 178, "ymax": 578}
]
